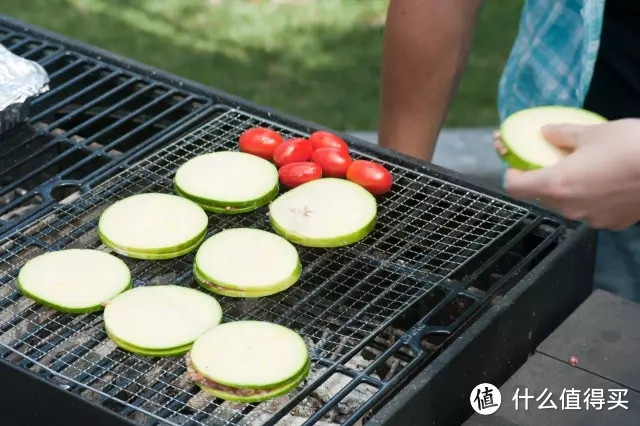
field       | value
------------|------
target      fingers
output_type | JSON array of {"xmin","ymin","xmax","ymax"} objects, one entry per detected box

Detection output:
[
  {"xmin": 494, "ymin": 139, "xmax": 508, "ymax": 155},
  {"xmin": 541, "ymin": 123, "xmax": 586, "ymax": 150},
  {"xmin": 503, "ymin": 167, "xmax": 557, "ymax": 199},
  {"xmin": 492, "ymin": 130, "xmax": 510, "ymax": 156}
]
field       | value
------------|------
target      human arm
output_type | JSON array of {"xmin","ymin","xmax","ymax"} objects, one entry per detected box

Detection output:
[
  {"xmin": 378, "ymin": 0, "xmax": 485, "ymax": 161},
  {"xmin": 504, "ymin": 119, "xmax": 640, "ymax": 230}
]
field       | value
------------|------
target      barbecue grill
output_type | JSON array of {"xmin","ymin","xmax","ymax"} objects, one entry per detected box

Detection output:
[{"xmin": 0, "ymin": 16, "xmax": 596, "ymax": 426}]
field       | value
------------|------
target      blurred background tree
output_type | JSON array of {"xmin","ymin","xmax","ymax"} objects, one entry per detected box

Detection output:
[{"xmin": 1, "ymin": 0, "xmax": 523, "ymax": 130}]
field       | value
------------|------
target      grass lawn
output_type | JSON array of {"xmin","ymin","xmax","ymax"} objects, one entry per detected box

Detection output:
[{"xmin": 1, "ymin": 0, "xmax": 523, "ymax": 130}]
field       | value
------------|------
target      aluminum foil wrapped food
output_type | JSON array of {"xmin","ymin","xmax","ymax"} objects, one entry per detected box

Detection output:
[{"xmin": 0, "ymin": 43, "xmax": 50, "ymax": 135}]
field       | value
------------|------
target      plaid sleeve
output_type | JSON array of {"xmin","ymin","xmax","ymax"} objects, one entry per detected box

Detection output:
[{"xmin": 497, "ymin": 0, "xmax": 605, "ymax": 122}]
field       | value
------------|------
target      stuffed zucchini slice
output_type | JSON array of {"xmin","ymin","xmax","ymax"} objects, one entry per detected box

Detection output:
[
  {"xmin": 98, "ymin": 193, "xmax": 209, "ymax": 260},
  {"xmin": 104, "ymin": 285, "xmax": 223, "ymax": 357},
  {"xmin": 174, "ymin": 151, "xmax": 279, "ymax": 214},
  {"xmin": 193, "ymin": 228, "xmax": 301, "ymax": 298},
  {"xmin": 186, "ymin": 321, "xmax": 310, "ymax": 402}
]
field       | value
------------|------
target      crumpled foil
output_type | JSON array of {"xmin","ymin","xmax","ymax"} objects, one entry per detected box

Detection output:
[
  {"xmin": 0, "ymin": 43, "xmax": 50, "ymax": 134},
  {"xmin": 0, "ymin": 43, "xmax": 49, "ymax": 110}
]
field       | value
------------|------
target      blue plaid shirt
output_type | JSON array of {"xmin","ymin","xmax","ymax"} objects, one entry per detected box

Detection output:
[{"xmin": 497, "ymin": 0, "xmax": 605, "ymax": 121}]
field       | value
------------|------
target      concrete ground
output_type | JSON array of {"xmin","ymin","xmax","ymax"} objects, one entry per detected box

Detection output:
[{"xmin": 349, "ymin": 128, "xmax": 504, "ymax": 191}]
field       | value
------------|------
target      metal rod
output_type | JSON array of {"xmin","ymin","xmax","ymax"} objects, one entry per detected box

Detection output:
[
  {"xmin": 61, "ymin": 88, "xmax": 173, "ymax": 143},
  {"xmin": 34, "ymin": 61, "xmax": 100, "ymax": 100},
  {"xmin": 3, "ymin": 37, "xmax": 30, "ymax": 51},
  {"xmin": 103, "ymin": 95, "xmax": 195, "ymax": 151},
  {"xmin": 30, "ymin": 71, "xmax": 127, "ymax": 124}
]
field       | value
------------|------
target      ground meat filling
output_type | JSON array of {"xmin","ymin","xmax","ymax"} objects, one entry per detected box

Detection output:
[{"xmin": 185, "ymin": 354, "xmax": 280, "ymax": 397}]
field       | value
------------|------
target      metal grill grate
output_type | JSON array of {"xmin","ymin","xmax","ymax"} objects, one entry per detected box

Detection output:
[
  {"xmin": 0, "ymin": 108, "xmax": 530, "ymax": 425},
  {"xmin": 0, "ymin": 25, "xmax": 213, "ymax": 235}
]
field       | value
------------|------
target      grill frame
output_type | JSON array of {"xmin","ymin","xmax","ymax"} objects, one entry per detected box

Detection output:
[{"xmin": 0, "ymin": 15, "xmax": 596, "ymax": 426}]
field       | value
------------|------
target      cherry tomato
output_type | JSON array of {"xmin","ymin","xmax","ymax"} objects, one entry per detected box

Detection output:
[
  {"xmin": 309, "ymin": 130, "xmax": 349, "ymax": 153},
  {"xmin": 311, "ymin": 147, "xmax": 353, "ymax": 178},
  {"xmin": 278, "ymin": 162, "xmax": 322, "ymax": 188},
  {"xmin": 346, "ymin": 160, "xmax": 393, "ymax": 195},
  {"xmin": 238, "ymin": 127, "xmax": 283, "ymax": 159},
  {"xmin": 273, "ymin": 138, "xmax": 313, "ymax": 167}
]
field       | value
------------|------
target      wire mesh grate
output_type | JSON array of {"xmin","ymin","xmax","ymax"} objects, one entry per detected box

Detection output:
[{"xmin": 0, "ymin": 109, "xmax": 529, "ymax": 425}]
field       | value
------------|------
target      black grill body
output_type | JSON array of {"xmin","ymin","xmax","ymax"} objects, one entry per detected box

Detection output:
[{"xmin": 0, "ymin": 16, "xmax": 595, "ymax": 426}]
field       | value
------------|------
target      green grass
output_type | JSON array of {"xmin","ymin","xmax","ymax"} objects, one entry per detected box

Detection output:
[{"xmin": 0, "ymin": 0, "xmax": 523, "ymax": 130}]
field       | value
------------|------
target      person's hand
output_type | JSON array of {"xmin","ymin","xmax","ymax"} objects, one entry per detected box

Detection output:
[{"xmin": 500, "ymin": 118, "xmax": 640, "ymax": 230}]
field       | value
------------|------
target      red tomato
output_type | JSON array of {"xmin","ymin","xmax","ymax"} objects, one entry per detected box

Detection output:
[
  {"xmin": 311, "ymin": 147, "xmax": 353, "ymax": 178},
  {"xmin": 346, "ymin": 160, "xmax": 393, "ymax": 195},
  {"xmin": 273, "ymin": 138, "xmax": 313, "ymax": 167},
  {"xmin": 309, "ymin": 130, "xmax": 349, "ymax": 153},
  {"xmin": 238, "ymin": 127, "xmax": 283, "ymax": 159},
  {"xmin": 278, "ymin": 162, "xmax": 322, "ymax": 188}
]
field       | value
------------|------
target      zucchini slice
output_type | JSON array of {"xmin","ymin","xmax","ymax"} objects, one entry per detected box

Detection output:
[
  {"xmin": 268, "ymin": 178, "xmax": 377, "ymax": 247},
  {"xmin": 193, "ymin": 266, "xmax": 295, "ymax": 298},
  {"xmin": 194, "ymin": 228, "xmax": 301, "ymax": 297},
  {"xmin": 17, "ymin": 249, "xmax": 131, "ymax": 313},
  {"xmin": 99, "ymin": 232, "xmax": 206, "ymax": 261},
  {"xmin": 98, "ymin": 193, "xmax": 208, "ymax": 259},
  {"xmin": 499, "ymin": 106, "xmax": 607, "ymax": 170},
  {"xmin": 174, "ymin": 151, "xmax": 279, "ymax": 213},
  {"xmin": 107, "ymin": 333, "xmax": 194, "ymax": 357},
  {"xmin": 103, "ymin": 285, "xmax": 223, "ymax": 356},
  {"xmin": 174, "ymin": 185, "xmax": 261, "ymax": 215},
  {"xmin": 188, "ymin": 321, "xmax": 310, "ymax": 401}
]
